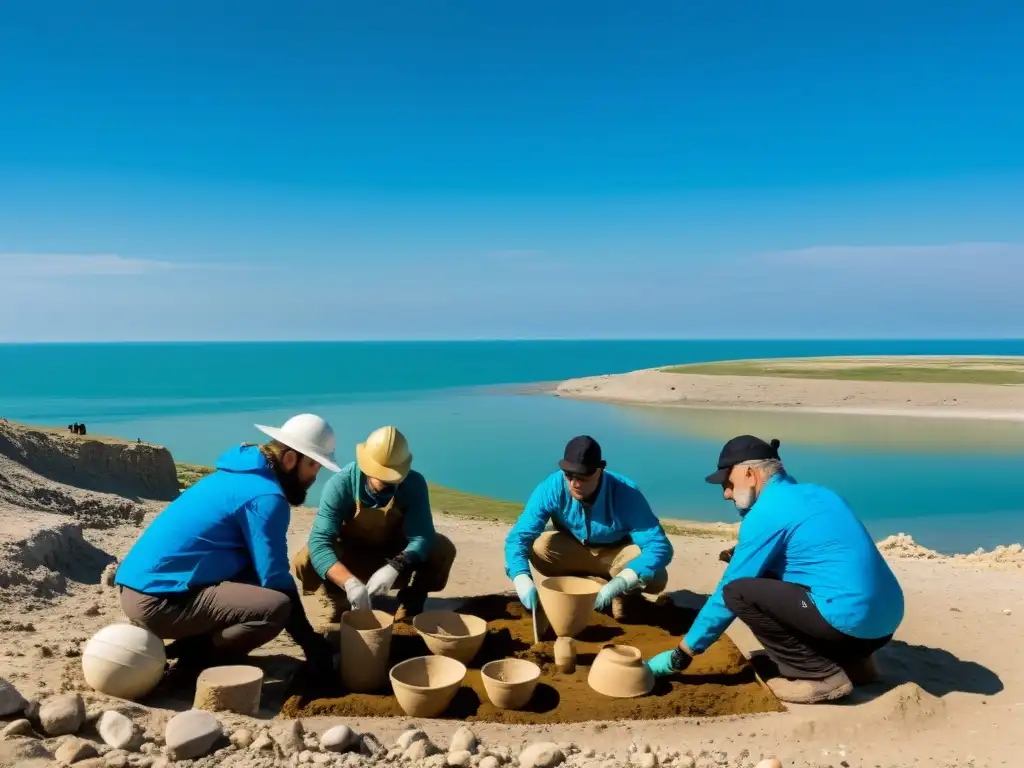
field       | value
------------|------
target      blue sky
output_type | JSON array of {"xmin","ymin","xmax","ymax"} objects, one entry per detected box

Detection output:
[{"xmin": 1, "ymin": 1, "xmax": 1023, "ymax": 341}]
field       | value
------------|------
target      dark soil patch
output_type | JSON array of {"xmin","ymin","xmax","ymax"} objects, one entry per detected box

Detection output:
[{"xmin": 281, "ymin": 595, "xmax": 783, "ymax": 723}]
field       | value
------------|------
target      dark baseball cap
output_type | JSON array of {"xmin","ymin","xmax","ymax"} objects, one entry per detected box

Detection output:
[
  {"xmin": 558, "ymin": 435, "xmax": 607, "ymax": 476},
  {"xmin": 705, "ymin": 435, "xmax": 781, "ymax": 484}
]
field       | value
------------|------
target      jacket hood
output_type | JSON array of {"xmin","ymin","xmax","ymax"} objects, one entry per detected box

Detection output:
[{"xmin": 215, "ymin": 444, "xmax": 276, "ymax": 475}]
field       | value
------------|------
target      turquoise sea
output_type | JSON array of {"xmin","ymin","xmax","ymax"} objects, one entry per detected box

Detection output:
[{"xmin": 2, "ymin": 339, "xmax": 1023, "ymax": 554}]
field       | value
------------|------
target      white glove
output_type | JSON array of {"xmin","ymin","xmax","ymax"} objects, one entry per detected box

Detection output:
[
  {"xmin": 513, "ymin": 574, "xmax": 538, "ymax": 612},
  {"xmin": 366, "ymin": 563, "xmax": 401, "ymax": 598},
  {"xmin": 343, "ymin": 577, "xmax": 371, "ymax": 612}
]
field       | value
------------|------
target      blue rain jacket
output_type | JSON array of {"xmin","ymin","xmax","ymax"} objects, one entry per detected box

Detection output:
[
  {"xmin": 504, "ymin": 469, "xmax": 673, "ymax": 583},
  {"xmin": 115, "ymin": 444, "xmax": 296, "ymax": 594},
  {"xmin": 684, "ymin": 474, "xmax": 904, "ymax": 653}
]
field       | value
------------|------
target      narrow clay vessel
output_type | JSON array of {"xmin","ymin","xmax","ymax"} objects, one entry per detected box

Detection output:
[
  {"xmin": 536, "ymin": 576, "xmax": 600, "ymax": 638},
  {"xmin": 389, "ymin": 655, "xmax": 467, "ymax": 718},
  {"xmin": 554, "ymin": 637, "xmax": 576, "ymax": 674},
  {"xmin": 339, "ymin": 609, "xmax": 394, "ymax": 692},
  {"xmin": 193, "ymin": 665, "xmax": 263, "ymax": 715},
  {"xmin": 412, "ymin": 611, "xmax": 488, "ymax": 664},
  {"xmin": 480, "ymin": 658, "xmax": 541, "ymax": 710},
  {"xmin": 587, "ymin": 644, "xmax": 655, "ymax": 698}
]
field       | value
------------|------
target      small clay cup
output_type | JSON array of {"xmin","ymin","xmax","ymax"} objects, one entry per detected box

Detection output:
[
  {"xmin": 536, "ymin": 576, "xmax": 600, "ymax": 638},
  {"xmin": 587, "ymin": 644, "xmax": 655, "ymax": 698},
  {"xmin": 339, "ymin": 609, "xmax": 395, "ymax": 693},
  {"xmin": 480, "ymin": 658, "xmax": 541, "ymax": 710},
  {"xmin": 412, "ymin": 611, "xmax": 488, "ymax": 664},
  {"xmin": 389, "ymin": 655, "xmax": 467, "ymax": 718}
]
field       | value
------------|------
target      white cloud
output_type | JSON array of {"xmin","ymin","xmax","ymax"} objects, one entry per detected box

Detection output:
[
  {"xmin": 754, "ymin": 242, "xmax": 1024, "ymax": 266},
  {"xmin": 0, "ymin": 253, "xmax": 245, "ymax": 277}
]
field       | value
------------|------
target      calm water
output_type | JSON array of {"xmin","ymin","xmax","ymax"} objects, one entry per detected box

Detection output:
[{"xmin": 3, "ymin": 339, "xmax": 1023, "ymax": 553}]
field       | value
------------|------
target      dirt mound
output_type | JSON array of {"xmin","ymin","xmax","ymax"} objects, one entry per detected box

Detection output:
[
  {"xmin": 281, "ymin": 595, "xmax": 783, "ymax": 723},
  {"xmin": 0, "ymin": 418, "xmax": 178, "ymax": 502}
]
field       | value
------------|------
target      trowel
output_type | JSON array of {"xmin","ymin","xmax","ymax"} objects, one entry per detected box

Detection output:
[{"xmin": 532, "ymin": 599, "xmax": 553, "ymax": 644}]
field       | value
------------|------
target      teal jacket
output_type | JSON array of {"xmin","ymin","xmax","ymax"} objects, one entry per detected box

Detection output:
[
  {"xmin": 684, "ymin": 474, "xmax": 905, "ymax": 653},
  {"xmin": 307, "ymin": 461, "xmax": 435, "ymax": 579},
  {"xmin": 504, "ymin": 469, "xmax": 673, "ymax": 583}
]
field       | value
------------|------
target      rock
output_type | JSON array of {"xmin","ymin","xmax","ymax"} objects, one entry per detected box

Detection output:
[
  {"xmin": 321, "ymin": 725, "xmax": 358, "ymax": 753},
  {"xmin": 139, "ymin": 743, "xmax": 157, "ymax": 755},
  {"xmin": 2, "ymin": 718, "xmax": 36, "ymax": 738},
  {"xmin": 164, "ymin": 709, "xmax": 222, "ymax": 761},
  {"xmin": 396, "ymin": 729, "xmax": 428, "ymax": 750},
  {"xmin": 151, "ymin": 760, "xmax": 170, "ymax": 768},
  {"xmin": 754, "ymin": 761, "xmax": 783, "ymax": 768},
  {"xmin": 230, "ymin": 729, "xmax": 254, "ymax": 749},
  {"xmin": 300, "ymin": 749, "xmax": 314, "ymax": 763},
  {"xmin": 251, "ymin": 732, "xmax": 275, "ymax": 752},
  {"xmin": 449, "ymin": 727, "xmax": 478, "ymax": 755},
  {"xmin": 313, "ymin": 754, "xmax": 332, "ymax": 766},
  {"xmin": 676, "ymin": 758, "xmax": 695, "ymax": 768},
  {"xmin": 39, "ymin": 693, "xmax": 86, "ymax": 736},
  {"xmin": 479, "ymin": 758, "xmax": 501, "ymax": 768},
  {"xmin": 98, "ymin": 711, "xmax": 139, "ymax": 751},
  {"xmin": 632, "ymin": 753, "xmax": 657, "ymax": 768},
  {"xmin": 75, "ymin": 760, "xmax": 109, "ymax": 768},
  {"xmin": 404, "ymin": 738, "xmax": 438, "ymax": 762},
  {"xmin": 102, "ymin": 562, "xmax": 119, "ymax": 587},
  {"xmin": 273, "ymin": 721, "xmax": 306, "ymax": 756},
  {"xmin": 0, "ymin": 735, "xmax": 50, "ymax": 764},
  {"xmin": 449, "ymin": 750, "xmax": 473, "ymax": 767},
  {"xmin": 360, "ymin": 733, "xmax": 384, "ymax": 758},
  {"xmin": 305, "ymin": 734, "xmax": 321, "ymax": 750},
  {"xmin": 0, "ymin": 677, "xmax": 27, "ymax": 717},
  {"xmin": 519, "ymin": 743, "xmax": 565, "ymax": 768},
  {"xmin": 105, "ymin": 752, "xmax": 130, "ymax": 768},
  {"xmin": 55, "ymin": 737, "xmax": 99, "ymax": 764}
]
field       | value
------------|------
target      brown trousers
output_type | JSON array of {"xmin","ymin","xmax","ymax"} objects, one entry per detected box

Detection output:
[
  {"xmin": 529, "ymin": 531, "xmax": 669, "ymax": 593},
  {"xmin": 291, "ymin": 533, "xmax": 457, "ymax": 609},
  {"xmin": 119, "ymin": 582, "xmax": 291, "ymax": 654}
]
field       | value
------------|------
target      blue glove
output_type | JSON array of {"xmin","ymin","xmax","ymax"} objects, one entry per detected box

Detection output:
[
  {"xmin": 646, "ymin": 650, "xmax": 678, "ymax": 678},
  {"xmin": 513, "ymin": 574, "xmax": 538, "ymax": 612},
  {"xmin": 594, "ymin": 568, "xmax": 640, "ymax": 612}
]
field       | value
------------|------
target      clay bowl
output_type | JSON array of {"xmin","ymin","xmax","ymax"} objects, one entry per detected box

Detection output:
[
  {"xmin": 587, "ymin": 644, "xmax": 655, "ymax": 698},
  {"xmin": 389, "ymin": 655, "xmax": 467, "ymax": 718},
  {"xmin": 480, "ymin": 658, "xmax": 541, "ymax": 710},
  {"xmin": 536, "ymin": 576, "xmax": 600, "ymax": 638},
  {"xmin": 412, "ymin": 611, "xmax": 488, "ymax": 664}
]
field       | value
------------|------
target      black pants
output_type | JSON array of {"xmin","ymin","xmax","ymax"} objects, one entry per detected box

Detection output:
[{"xmin": 723, "ymin": 577, "xmax": 892, "ymax": 680}]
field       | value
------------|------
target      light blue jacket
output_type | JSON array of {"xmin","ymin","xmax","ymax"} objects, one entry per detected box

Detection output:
[
  {"xmin": 116, "ymin": 444, "xmax": 296, "ymax": 594},
  {"xmin": 504, "ymin": 469, "xmax": 673, "ymax": 583},
  {"xmin": 684, "ymin": 474, "xmax": 904, "ymax": 653}
]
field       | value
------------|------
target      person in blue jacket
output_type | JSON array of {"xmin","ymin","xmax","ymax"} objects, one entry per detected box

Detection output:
[
  {"xmin": 645, "ymin": 435, "xmax": 905, "ymax": 704},
  {"xmin": 505, "ymin": 435, "xmax": 674, "ymax": 622},
  {"xmin": 115, "ymin": 414, "xmax": 340, "ymax": 675}
]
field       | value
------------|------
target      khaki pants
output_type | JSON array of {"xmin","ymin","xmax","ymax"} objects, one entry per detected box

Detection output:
[
  {"xmin": 119, "ymin": 582, "xmax": 291, "ymax": 654},
  {"xmin": 529, "ymin": 531, "xmax": 669, "ymax": 594},
  {"xmin": 292, "ymin": 534, "xmax": 457, "ymax": 610}
]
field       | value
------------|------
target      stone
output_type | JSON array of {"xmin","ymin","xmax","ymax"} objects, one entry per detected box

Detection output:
[
  {"xmin": 55, "ymin": 736, "xmax": 99, "ymax": 764},
  {"xmin": 151, "ymin": 760, "xmax": 170, "ymax": 768},
  {"xmin": 139, "ymin": 743, "xmax": 157, "ymax": 755},
  {"xmin": 251, "ymin": 733, "xmax": 276, "ymax": 752},
  {"xmin": 300, "ymin": 749, "xmax": 314, "ymax": 763},
  {"xmin": 305, "ymin": 734, "xmax": 321, "ymax": 750},
  {"xmin": 273, "ymin": 720, "xmax": 306, "ymax": 756},
  {"xmin": 449, "ymin": 727, "xmax": 478, "ymax": 755},
  {"xmin": 2, "ymin": 718, "xmax": 36, "ymax": 738},
  {"xmin": 632, "ymin": 753, "xmax": 657, "ymax": 768},
  {"xmin": 0, "ymin": 677, "xmax": 27, "ymax": 717},
  {"xmin": 75, "ymin": 760, "xmax": 109, "ymax": 768},
  {"xmin": 39, "ymin": 693, "xmax": 86, "ymax": 736},
  {"xmin": 0, "ymin": 735, "xmax": 50, "ymax": 764},
  {"xmin": 98, "ymin": 711, "xmax": 139, "ymax": 751},
  {"xmin": 321, "ymin": 725, "xmax": 358, "ymax": 753},
  {"xmin": 449, "ymin": 749, "xmax": 473, "ymax": 767},
  {"xmin": 404, "ymin": 738, "xmax": 438, "ymax": 762},
  {"xmin": 230, "ymin": 728, "xmax": 254, "ymax": 749},
  {"xmin": 518, "ymin": 743, "xmax": 565, "ymax": 768},
  {"xmin": 396, "ymin": 729, "xmax": 428, "ymax": 750},
  {"xmin": 164, "ymin": 709, "xmax": 222, "ymax": 761},
  {"xmin": 360, "ymin": 733, "xmax": 384, "ymax": 758},
  {"xmin": 479, "ymin": 758, "xmax": 501, "ymax": 768},
  {"xmin": 106, "ymin": 752, "xmax": 130, "ymax": 768},
  {"xmin": 676, "ymin": 758, "xmax": 696, "ymax": 768}
]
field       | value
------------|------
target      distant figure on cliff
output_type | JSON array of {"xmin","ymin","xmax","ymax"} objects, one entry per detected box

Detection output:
[
  {"xmin": 645, "ymin": 435, "xmax": 905, "ymax": 706},
  {"xmin": 79, "ymin": 423, "xmax": 87, "ymax": 435}
]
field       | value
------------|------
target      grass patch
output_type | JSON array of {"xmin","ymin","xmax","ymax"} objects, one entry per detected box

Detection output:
[
  {"xmin": 176, "ymin": 462, "xmax": 215, "ymax": 490},
  {"xmin": 661, "ymin": 358, "xmax": 1024, "ymax": 385}
]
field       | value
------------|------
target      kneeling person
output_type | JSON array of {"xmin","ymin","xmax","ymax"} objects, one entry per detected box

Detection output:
[
  {"xmin": 504, "ymin": 435, "xmax": 673, "ymax": 621},
  {"xmin": 292, "ymin": 426, "xmax": 456, "ymax": 622},
  {"xmin": 646, "ymin": 435, "xmax": 904, "ymax": 704}
]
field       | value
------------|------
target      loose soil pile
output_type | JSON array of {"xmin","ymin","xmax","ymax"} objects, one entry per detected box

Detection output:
[{"xmin": 281, "ymin": 595, "xmax": 783, "ymax": 723}]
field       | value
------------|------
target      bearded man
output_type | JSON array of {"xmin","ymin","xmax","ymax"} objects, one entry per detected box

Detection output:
[
  {"xmin": 116, "ymin": 414, "xmax": 338, "ymax": 674},
  {"xmin": 645, "ymin": 435, "xmax": 904, "ymax": 704}
]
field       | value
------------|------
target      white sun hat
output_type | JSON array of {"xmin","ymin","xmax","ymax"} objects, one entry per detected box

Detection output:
[{"xmin": 254, "ymin": 413, "xmax": 341, "ymax": 472}]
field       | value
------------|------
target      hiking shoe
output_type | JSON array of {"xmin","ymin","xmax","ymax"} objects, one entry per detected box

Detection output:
[
  {"xmin": 843, "ymin": 654, "xmax": 881, "ymax": 685},
  {"xmin": 766, "ymin": 671, "xmax": 854, "ymax": 704}
]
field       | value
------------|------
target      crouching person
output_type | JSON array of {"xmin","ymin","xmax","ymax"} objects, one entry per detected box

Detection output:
[
  {"xmin": 505, "ymin": 435, "xmax": 673, "ymax": 622},
  {"xmin": 291, "ymin": 426, "xmax": 456, "ymax": 622},
  {"xmin": 115, "ymin": 415, "xmax": 340, "ymax": 674},
  {"xmin": 645, "ymin": 435, "xmax": 904, "ymax": 704}
]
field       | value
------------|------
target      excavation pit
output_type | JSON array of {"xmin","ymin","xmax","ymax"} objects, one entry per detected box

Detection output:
[{"xmin": 282, "ymin": 595, "xmax": 783, "ymax": 723}]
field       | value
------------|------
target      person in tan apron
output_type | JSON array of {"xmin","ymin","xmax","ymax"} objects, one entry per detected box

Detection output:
[{"xmin": 292, "ymin": 425, "xmax": 456, "ymax": 622}]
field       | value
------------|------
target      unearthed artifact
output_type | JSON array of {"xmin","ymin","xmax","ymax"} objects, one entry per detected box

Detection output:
[
  {"xmin": 480, "ymin": 658, "xmax": 541, "ymax": 710},
  {"xmin": 413, "ymin": 611, "xmax": 487, "ymax": 664},
  {"xmin": 587, "ymin": 644, "xmax": 655, "ymax": 699},
  {"xmin": 81, "ymin": 623, "xmax": 166, "ymax": 701},
  {"xmin": 193, "ymin": 665, "xmax": 264, "ymax": 715},
  {"xmin": 340, "ymin": 609, "xmax": 395, "ymax": 693},
  {"xmin": 389, "ymin": 655, "xmax": 467, "ymax": 718},
  {"xmin": 536, "ymin": 576, "xmax": 600, "ymax": 638},
  {"xmin": 553, "ymin": 637, "xmax": 576, "ymax": 674}
]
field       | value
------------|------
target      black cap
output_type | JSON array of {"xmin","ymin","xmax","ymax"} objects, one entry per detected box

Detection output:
[
  {"xmin": 558, "ymin": 435, "xmax": 607, "ymax": 476},
  {"xmin": 705, "ymin": 435, "xmax": 781, "ymax": 484}
]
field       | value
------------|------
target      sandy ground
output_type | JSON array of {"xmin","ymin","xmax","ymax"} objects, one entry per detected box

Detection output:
[
  {"xmin": 3, "ymin": 501, "xmax": 1023, "ymax": 768},
  {"xmin": 556, "ymin": 369, "xmax": 1024, "ymax": 421}
]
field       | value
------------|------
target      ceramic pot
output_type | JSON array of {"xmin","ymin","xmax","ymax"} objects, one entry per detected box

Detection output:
[
  {"xmin": 389, "ymin": 655, "xmax": 467, "ymax": 718},
  {"xmin": 480, "ymin": 658, "xmax": 541, "ymax": 710},
  {"xmin": 587, "ymin": 644, "xmax": 655, "ymax": 698},
  {"xmin": 536, "ymin": 576, "xmax": 600, "ymax": 638},
  {"xmin": 339, "ymin": 609, "xmax": 394, "ymax": 692},
  {"xmin": 193, "ymin": 665, "xmax": 264, "ymax": 715},
  {"xmin": 412, "ymin": 611, "xmax": 488, "ymax": 664}
]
